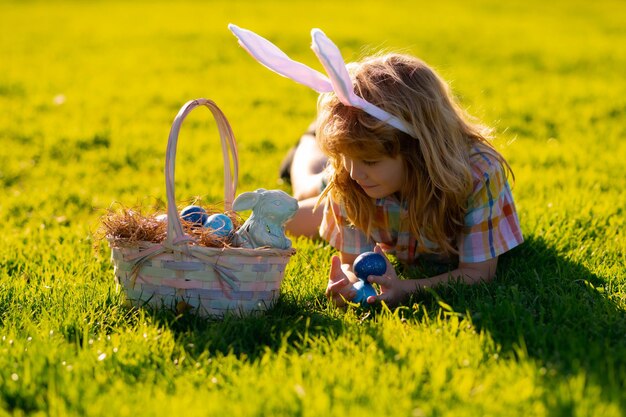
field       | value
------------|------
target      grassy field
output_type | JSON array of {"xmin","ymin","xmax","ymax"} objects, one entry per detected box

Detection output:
[{"xmin": 1, "ymin": 0, "xmax": 625, "ymax": 415}]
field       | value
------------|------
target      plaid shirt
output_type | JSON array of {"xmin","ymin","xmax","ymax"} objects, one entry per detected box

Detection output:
[{"xmin": 319, "ymin": 146, "xmax": 523, "ymax": 264}]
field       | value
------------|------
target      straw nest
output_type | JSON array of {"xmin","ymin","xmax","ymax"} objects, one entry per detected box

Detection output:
[{"xmin": 101, "ymin": 205, "xmax": 243, "ymax": 248}]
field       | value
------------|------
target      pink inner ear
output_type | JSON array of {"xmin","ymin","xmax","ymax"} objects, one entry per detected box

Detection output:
[
  {"xmin": 310, "ymin": 29, "xmax": 357, "ymax": 107},
  {"xmin": 229, "ymin": 24, "xmax": 333, "ymax": 93}
]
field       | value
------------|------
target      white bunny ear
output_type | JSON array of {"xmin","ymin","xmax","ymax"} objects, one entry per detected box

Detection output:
[
  {"xmin": 310, "ymin": 29, "xmax": 416, "ymax": 137},
  {"xmin": 229, "ymin": 24, "xmax": 417, "ymax": 138},
  {"xmin": 233, "ymin": 191, "xmax": 260, "ymax": 211},
  {"xmin": 229, "ymin": 24, "xmax": 333, "ymax": 93},
  {"xmin": 310, "ymin": 29, "xmax": 357, "ymax": 107}
]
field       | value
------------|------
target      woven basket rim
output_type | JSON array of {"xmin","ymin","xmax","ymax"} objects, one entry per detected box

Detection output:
[{"xmin": 107, "ymin": 236, "xmax": 296, "ymax": 257}]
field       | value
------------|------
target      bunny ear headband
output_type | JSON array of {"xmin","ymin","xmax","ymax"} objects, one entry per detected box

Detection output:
[{"xmin": 228, "ymin": 24, "xmax": 416, "ymax": 138}]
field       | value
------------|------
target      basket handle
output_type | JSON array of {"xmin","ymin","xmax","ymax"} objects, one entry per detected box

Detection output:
[{"xmin": 164, "ymin": 98, "xmax": 239, "ymax": 246}]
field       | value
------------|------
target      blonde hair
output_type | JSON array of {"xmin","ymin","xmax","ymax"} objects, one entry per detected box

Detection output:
[{"xmin": 317, "ymin": 53, "xmax": 512, "ymax": 256}]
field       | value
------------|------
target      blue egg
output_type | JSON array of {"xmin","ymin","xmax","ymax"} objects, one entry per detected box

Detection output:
[
  {"xmin": 353, "ymin": 251, "xmax": 387, "ymax": 280},
  {"xmin": 352, "ymin": 279, "xmax": 377, "ymax": 306},
  {"xmin": 203, "ymin": 213, "xmax": 234, "ymax": 237},
  {"xmin": 180, "ymin": 205, "xmax": 208, "ymax": 225}
]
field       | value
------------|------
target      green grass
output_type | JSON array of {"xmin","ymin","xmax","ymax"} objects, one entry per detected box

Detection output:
[{"xmin": 1, "ymin": 0, "xmax": 625, "ymax": 415}]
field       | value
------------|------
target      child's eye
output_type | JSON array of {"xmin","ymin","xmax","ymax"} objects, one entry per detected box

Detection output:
[{"xmin": 362, "ymin": 160, "xmax": 379, "ymax": 166}]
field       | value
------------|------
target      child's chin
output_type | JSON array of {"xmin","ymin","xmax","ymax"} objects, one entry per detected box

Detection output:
[{"xmin": 363, "ymin": 189, "xmax": 387, "ymax": 199}]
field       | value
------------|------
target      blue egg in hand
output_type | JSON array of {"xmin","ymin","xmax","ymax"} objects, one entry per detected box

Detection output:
[
  {"xmin": 204, "ymin": 213, "xmax": 234, "ymax": 237},
  {"xmin": 180, "ymin": 205, "xmax": 208, "ymax": 226},
  {"xmin": 351, "ymin": 252, "xmax": 386, "ymax": 306},
  {"xmin": 353, "ymin": 251, "xmax": 387, "ymax": 280},
  {"xmin": 352, "ymin": 279, "xmax": 377, "ymax": 306}
]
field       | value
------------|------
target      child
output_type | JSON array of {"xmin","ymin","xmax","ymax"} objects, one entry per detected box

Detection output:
[{"xmin": 230, "ymin": 25, "xmax": 523, "ymax": 307}]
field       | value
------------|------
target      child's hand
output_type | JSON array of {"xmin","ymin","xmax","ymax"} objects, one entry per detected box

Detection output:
[
  {"xmin": 365, "ymin": 246, "xmax": 407, "ymax": 307},
  {"xmin": 325, "ymin": 255, "xmax": 357, "ymax": 307}
]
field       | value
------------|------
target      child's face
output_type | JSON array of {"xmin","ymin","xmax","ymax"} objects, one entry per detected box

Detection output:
[{"xmin": 341, "ymin": 154, "xmax": 404, "ymax": 199}]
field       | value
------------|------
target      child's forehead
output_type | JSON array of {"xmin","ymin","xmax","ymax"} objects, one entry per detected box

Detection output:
[{"xmin": 335, "ymin": 136, "xmax": 390, "ymax": 158}]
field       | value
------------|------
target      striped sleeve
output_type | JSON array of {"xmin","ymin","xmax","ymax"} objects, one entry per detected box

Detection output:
[{"xmin": 458, "ymin": 156, "xmax": 524, "ymax": 263}]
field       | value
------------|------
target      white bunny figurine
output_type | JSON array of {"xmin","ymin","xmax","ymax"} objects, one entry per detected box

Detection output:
[{"xmin": 232, "ymin": 189, "xmax": 299, "ymax": 249}]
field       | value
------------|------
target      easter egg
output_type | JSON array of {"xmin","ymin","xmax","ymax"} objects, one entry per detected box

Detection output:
[
  {"xmin": 353, "ymin": 252, "xmax": 387, "ymax": 280},
  {"xmin": 203, "ymin": 213, "xmax": 234, "ymax": 237},
  {"xmin": 180, "ymin": 205, "xmax": 208, "ymax": 225},
  {"xmin": 352, "ymin": 279, "xmax": 377, "ymax": 306},
  {"xmin": 155, "ymin": 214, "xmax": 168, "ymax": 223}
]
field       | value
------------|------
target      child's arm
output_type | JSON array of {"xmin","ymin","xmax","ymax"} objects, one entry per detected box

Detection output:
[{"xmin": 367, "ymin": 249, "xmax": 498, "ymax": 307}]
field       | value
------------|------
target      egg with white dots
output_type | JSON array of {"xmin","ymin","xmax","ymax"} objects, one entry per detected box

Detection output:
[
  {"xmin": 353, "ymin": 251, "xmax": 387, "ymax": 280},
  {"xmin": 203, "ymin": 213, "xmax": 234, "ymax": 237},
  {"xmin": 351, "ymin": 251, "xmax": 387, "ymax": 306}
]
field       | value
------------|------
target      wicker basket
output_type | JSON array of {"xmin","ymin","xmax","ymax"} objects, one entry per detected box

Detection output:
[{"xmin": 108, "ymin": 98, "xmax": 296, "ymax": 316}]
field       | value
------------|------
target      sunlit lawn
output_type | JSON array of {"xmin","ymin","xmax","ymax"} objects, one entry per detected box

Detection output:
[{"xmin": 0, "ymin": 0, "xmax": 624, "ymax": 415}]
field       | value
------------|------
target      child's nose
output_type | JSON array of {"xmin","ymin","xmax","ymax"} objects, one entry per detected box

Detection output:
[{"xmin": 349, "ymin": 162, "xmax": 366, "ymax": 181}]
